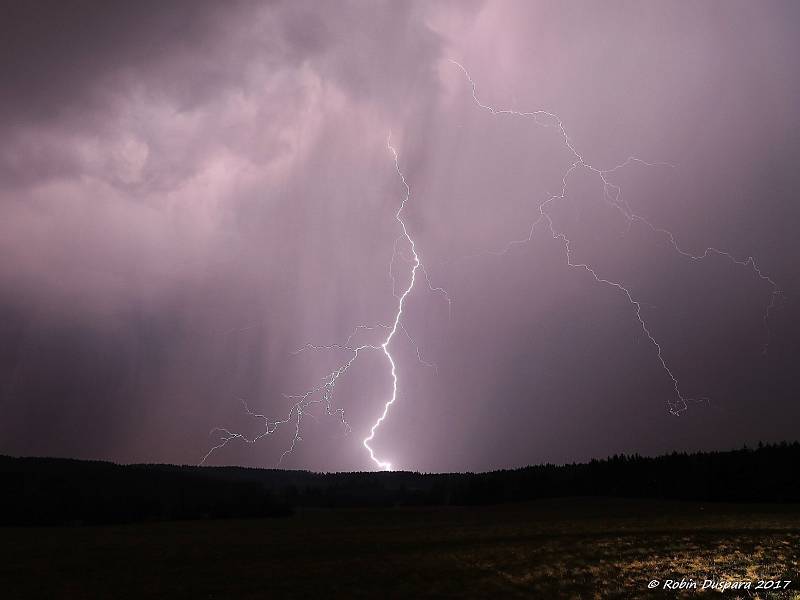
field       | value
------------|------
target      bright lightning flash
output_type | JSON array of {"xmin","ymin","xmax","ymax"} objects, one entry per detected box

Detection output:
[
  {"xmin": 202, "ymin": 60, "xmax": 782, "ymax": 469},
  {"xmin": 361, "ymin": 138, "xmax": 420, "ymax": 471},
  {"xmin": 202, "ymin": 135, "xmax": 441, "ymax": 470}
]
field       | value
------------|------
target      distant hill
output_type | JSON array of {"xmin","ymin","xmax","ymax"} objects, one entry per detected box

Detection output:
[{"xmin": 2, "ymin": 442, "xmax": 799, "ymax": 526}]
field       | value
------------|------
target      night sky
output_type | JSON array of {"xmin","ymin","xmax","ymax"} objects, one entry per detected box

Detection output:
[{"xmin": 1, "ymin": 0, "xmax": 798, "ymax": 472}]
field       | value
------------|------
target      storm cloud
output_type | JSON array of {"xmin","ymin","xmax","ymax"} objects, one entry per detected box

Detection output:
[{"xmin": 1, "ymin": 0, "xmax": 798, "ymax": 471}]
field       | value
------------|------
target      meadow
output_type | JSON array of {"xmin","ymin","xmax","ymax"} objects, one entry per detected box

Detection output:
[{"xmin": 3, "ymin": 498, "xmax": 799, "ymax": 599}]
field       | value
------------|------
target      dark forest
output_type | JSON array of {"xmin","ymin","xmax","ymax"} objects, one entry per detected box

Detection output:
[{"xmin": 3, "ymin": 442, "xmax": 798, "ymax": 526}]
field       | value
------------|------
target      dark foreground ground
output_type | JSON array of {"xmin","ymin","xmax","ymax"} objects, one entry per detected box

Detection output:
[{"xmin": 2, "ymin": 498, "xmax": 799, "ymax": 599}]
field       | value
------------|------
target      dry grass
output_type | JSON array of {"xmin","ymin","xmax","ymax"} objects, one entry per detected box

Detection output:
[{"xmin": 2, "ymin": 498, "xmax": 799, "ymax": 599}]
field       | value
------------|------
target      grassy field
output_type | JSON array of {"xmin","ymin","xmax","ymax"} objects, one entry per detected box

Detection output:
[{"xmin": 2, "ymin": 498, "xmax": 799, "ymax": 599}]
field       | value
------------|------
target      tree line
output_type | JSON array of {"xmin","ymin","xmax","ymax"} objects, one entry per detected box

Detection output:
[{"xmin": 1, "ymin": 441, "xmax": 798, "ymax": 525}]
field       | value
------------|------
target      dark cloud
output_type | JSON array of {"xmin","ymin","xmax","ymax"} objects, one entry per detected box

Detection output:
[
  {"xmin": 0, "ymin": 1, "xmax": 254, "ymax": 121},
  {"xmin": 0, "ymin": 1, "xmax": 797, "ymax": 471}
]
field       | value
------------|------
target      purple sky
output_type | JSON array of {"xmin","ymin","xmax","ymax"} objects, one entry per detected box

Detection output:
[{"xmin": 1, "ymin": 1, "xmax": 798, "ymax": 472}]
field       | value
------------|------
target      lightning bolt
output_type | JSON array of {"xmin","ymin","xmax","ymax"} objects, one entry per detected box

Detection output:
[
  {"xmin": 202, "ymin": 60, "xmax": 782, "ymax": 469},
  {"xmin": 202, "ymin": 134, "xmax": 442, "ymax": 470},
  {"xmin": 448, "ymin": 59, "xmax": 783, "ymax": 414},
  {"xmin": 361, "ymin": 137, "xmax": 419, "ymax": 470}
]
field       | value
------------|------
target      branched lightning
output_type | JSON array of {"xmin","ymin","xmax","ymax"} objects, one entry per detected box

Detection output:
[
  {"xmin": 202, "ymin": 134, "xmax": 442, "ymax": 470},
  {"xmin": 448, "ymin": 59, "xmax": 783, "ymax": 414},
  {"xmin": 202, "ymin": 60, "xmax": 782, "ymax": 469}
]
